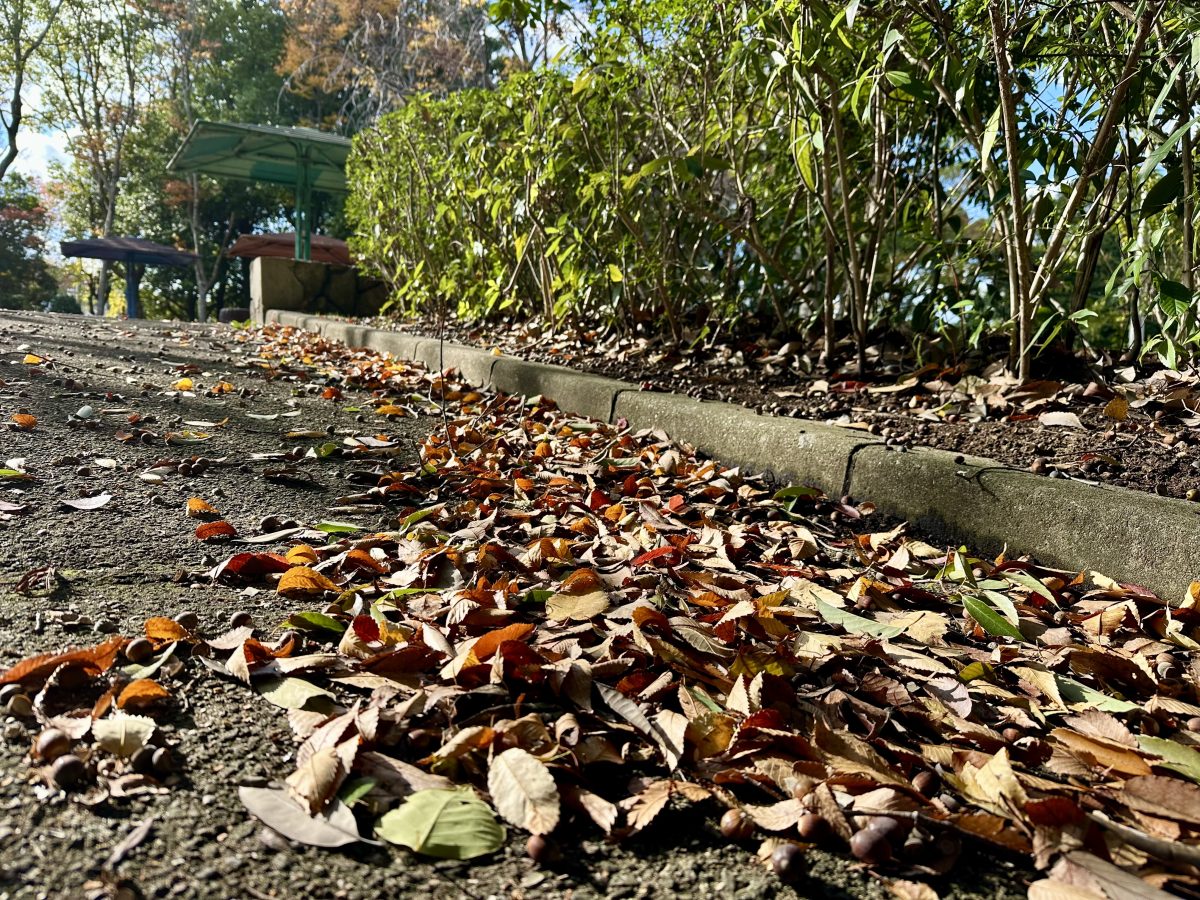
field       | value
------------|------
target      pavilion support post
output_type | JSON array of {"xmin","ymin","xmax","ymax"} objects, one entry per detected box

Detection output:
[
  {"xmin": 294, "ymin": 155, "xmax": 313, "ymax": 262},
  {"xmin": 125, "ymin": 259, "xmax": 144, "ymax": 319}
]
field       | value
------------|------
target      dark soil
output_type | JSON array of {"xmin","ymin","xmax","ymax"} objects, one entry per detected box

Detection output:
[
  {"xmin": 0, "ymin": 311, "xmax": 1032, "ymax": 899},
  {"xmin": 365, "ymin": 314, "xmax": 1200, "ymax": 503}
]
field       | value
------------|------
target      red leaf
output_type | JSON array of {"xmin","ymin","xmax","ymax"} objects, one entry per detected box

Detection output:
[
  {"xmin": 352, "ymin": 615, "xmax": 381, "ymax": 643},
  {"xmin": 632, "ymin": 546, "xmax": 681, "ymax": 568}
]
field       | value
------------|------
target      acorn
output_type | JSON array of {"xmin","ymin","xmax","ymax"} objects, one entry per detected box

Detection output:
[
  {"xmin": 850, "ymin": 827, "xmax": 893, "ymax": 865},
  {"xmin": 173, "ymin": 611, "xmax": 199, "ymax": 631},
  {"xmin": 720, "ymin": 808, "xmax": 755, "ymax": 842},
  {"xmin": 1001, "ymin": 726, "xmax": 1023, "ymax": 744},
  {"xmin": 1188, "ymin": 717, "xmax": 1200, "ymax": 733},
  {"xmin": 151, "ymin": 746, "xmax": 176, "ymax": 776},
  {"xmin": 35, "ymin": 728, "xmax": 71, "ymax": 762},
  {"xmin": 229, "ymin": 611, "xmax": 253, "ymax": 629},
  {"xmin": 797, "ymin": 812, "xmax": 828, "ymax": 842},
  {"xmin": 525, "ymin": 834, "xmax": 560, "ymax": 866},
  {"xmin": 277, "ymin": 630, "xmax": 301, "ymax": 651},
  {"xmin": 125, "ymin": 637, "xmax": 154, "ymax": 664},
  {"xmin": 912, "ymin": 770, "xmax": 939, "ymax": 796},
  {"xmin": 5, "ymin": 692, "xmax": 33, "ymax": 717},
  {"xmin": 131, "ymin": 745, "xmax": 156, "ymax": 774},
  {"xmin": 50, "ymin": 754, "xmax": 88, "ymax": 790},
  {"xmin": 770, "ymin": 842, "xmax": 804, "ymax": 881}
]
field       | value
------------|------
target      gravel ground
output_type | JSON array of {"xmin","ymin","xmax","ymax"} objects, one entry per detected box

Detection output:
[{"xmin": 0, "ymin": 311, "xmax": 1032, "ymax": 900}]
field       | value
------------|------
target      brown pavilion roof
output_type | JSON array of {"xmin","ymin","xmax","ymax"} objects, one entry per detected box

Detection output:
[{"xmin": 60, "ymin": 237, "xmax": 197, "ymax": 267}]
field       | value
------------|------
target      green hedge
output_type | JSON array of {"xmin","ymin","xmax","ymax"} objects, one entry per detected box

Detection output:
[{"xmin": 346, "ymin": 9, "xmax": 819, "ymax": 340}]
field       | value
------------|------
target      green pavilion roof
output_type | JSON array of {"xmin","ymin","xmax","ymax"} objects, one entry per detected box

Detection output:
[{"xmin": 167, "ymin": 121, "xmax": 351, "ymax": 194}]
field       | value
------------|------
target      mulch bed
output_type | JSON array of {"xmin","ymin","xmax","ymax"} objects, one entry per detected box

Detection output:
[{"xmin": 365, "ymin": 315, "xmax": 1200, "ymax": 502}]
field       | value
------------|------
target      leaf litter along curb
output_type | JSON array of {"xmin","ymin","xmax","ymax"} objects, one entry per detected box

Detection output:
[{"xmin": 4, "ymin": 325, "xmax": 1199, "ymax": 898}]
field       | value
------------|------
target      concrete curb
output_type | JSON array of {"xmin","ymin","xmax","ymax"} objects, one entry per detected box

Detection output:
[{"xmin": 265, "ymin": 309, "xmax": 1200, "ymax": 600}]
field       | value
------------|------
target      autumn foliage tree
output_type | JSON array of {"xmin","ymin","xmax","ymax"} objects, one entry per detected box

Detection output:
[{"xmin": 279, "ymin": 0, "xmax": 490, "ymax": 130}]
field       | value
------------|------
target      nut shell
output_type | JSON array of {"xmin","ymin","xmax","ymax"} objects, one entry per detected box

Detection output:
[
  {"xmin": 35, "ymin": 728, "xmax": 71, "ymax": 762},
  {"xmin": 770, "ymin": 843, "xmax": 804, "ymax": 881},
  {"xmin": 719, "ymin": 808, "xmax": 755, "ymax": 841},
  {"xmin": 50, "ymin": 754, "xmax": 88, "ymax": 790},
  {"xmin": 850, "ymin": 827, "xmax": 893, "ymax": 865},
  {"xmin": 125, "ymin": 637, "xmax": 154, "ymax": 664}
]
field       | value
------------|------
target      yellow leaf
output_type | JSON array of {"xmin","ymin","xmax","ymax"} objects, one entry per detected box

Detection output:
[
  {"xmin": 286, "ymin": 544, "xmax": 319, "ymax": 565},
  {"xmin": 278, "ymin": 566, "xmax": 338, "ymax": 597},
  {"xmin": 1103, "ymin": 396, "xmax": 1129, "ymax": 421},
  {"xmin": 186, "ymin": 497, "xmax": 219, "ymax": 518},
  {"xmin": 173, "ymin": 377, "xmax": 194, "ymax": 391},
  {"xmin": 23, "ymin": 354, "xmax": 45, "ymax": 365}
]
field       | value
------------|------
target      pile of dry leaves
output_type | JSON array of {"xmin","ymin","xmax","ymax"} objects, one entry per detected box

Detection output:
[{"xmin": 4, "ymin": 324, "xmax": 1200, "ymax": 899}]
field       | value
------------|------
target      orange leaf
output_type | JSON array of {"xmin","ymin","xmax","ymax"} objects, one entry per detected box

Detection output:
[
  {"xmin": 472, "ymin": 622, "xmax": 536, "ymax": 662},
  {"xmin": 285, "ymin": 544, "xmax": 319, "ymax": 565},
  {"xmin": 117, "ymin": 679, "xmax": 171, "ymax": 710},
  {"xmin": 277, "ymin": 566, "xmax": 339, "ymax": 597},
  {"xmin": 195, "ymin": 520, "xmax": 237, "ymax": 541},
  {"xmin": 345, "ymin": 548, "xmax": 386, "ymax": 573},
  {"xmin": 561, "ymin": 568, "xmax": 604, "ymax": 594},
  {"xmin": 186, "ymin": 497, "xmax": 219, "ymax": 518},
  {"xmin": 145, "ymin": 617, "xmax": 189, "ymax": 642},
  {"xmin": 0, "ymin": 636, "xmax": 125, "ymax": 687},
  {"xmin": 375, "ymin": 404, "xmax": 407, "ymax": 416},
  {"xmin": 515, "ymin": 477, "xmax": 536, "ymax": 493},
  {"xmin": 10, "ymin": 413, "xmax": 36, "ymax": 430},
  {"xmin": 534, "ymin": 441, "xmax": 553, "ymax": 459}
]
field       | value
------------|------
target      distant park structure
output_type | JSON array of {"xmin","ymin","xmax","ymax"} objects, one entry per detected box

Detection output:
[
  {"xmin": 59, "ymin": 237, "xmax": 197, "ymax": 319},
  {"xmin": 226, "ymin": 232, "xmax": 351, "ymax": 267},
  {"xmin": 168, "ymin": 121, "xmax": 351, "ymax": 262}
]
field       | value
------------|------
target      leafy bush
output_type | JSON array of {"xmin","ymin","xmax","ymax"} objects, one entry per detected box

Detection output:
[{"xmin": 349, "ymin": 1, "xmax": 1200, "ymax": 373}]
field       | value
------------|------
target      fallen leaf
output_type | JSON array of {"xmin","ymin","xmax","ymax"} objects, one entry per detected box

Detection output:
[
  {"xmin": 93, "ymin": 715, "xmax": 156, "ymax": 757},
  {"xmin": 375, "ymin": 789, "xmax": 505, "ymax": 859},
  {"xmin": 195, "ymin": 520, "xmax": 237, "ymax": 541},
  {"xmin": 186, "ymin": 497, "xmax": 220, "ymax": 518},
  {"xmin": 1039, "ymin": 411, "xmax": 1084, "ymax": 429},
  {"xmin": 487, "ymin": 748, "xmax": 560, "ymax": 835},
  {"xmin": 116, "ymin": 680, "xmax": 171, "ymax": 710},
  {"xmin": 61, "ymin": 493, "xmax": 113, "ymax": 511},
  {"xmin": 239, "ymin": 786, "xmax": 361, "ymax": 848},
  {"xmin": 278, "ymin": 566, "xmax": 339, "ymax": 597}
]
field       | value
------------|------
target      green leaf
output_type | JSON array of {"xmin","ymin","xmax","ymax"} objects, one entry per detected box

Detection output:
[
  {"xmin": 0, "ymin": 469, "xmax": 29, "ymax": 479},
  {"xmin": 254, "ymin": 676, "xmax": 337, "ymax": 711},
  {"xmin": 376, "ymin": 789, "xmax": 505, "ymax": 859},
  {"xmin": 1138, "ymin": 114, "xmax": 1200, "ymax": 184},
  {"xmin": 816, "ymin": 600, "xmax": 904, "ymax": 638},
  {"xmin": 1002, "ymin": 570, "xmax": 1055, "ymax": 604},
  {"xmin": 1141, "ymin": 166, "xmax": 1183, "ymax": 218},
  {"xmin": 1139, "ymin": 736, "xmax": 1200, "ymax": 784},
  {"xmin": 980, "ymin": 105, "xmax": 1002, "ymax": 162},
  {"xmin": 399, "ymin": 505, "xmax": 443, "ymax": 533},
  {"xmin": 774, "ymin": 485, "xmax": 821, "ymax": 502},
  {"xmin": 315, "ymin": 520, "xmax": 361, "ymax": 534},
  {"xmin": 1054, "ymin": 675, "xmax": 1139, "ymax": 713},
  {"xmin": 283, "ymin": 611, "xmax": 347, "ymax": 634},
  {"xmin": 962, "ymin": 595, "xmax": 1024, "ymax": 640},
  {"xmin": 981, "ymin": 590, "xmax": 1021, "ymax": 627},
  {"xmin": 338, "ymin": 777, "xmax": 377, "ymax": 807}
]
